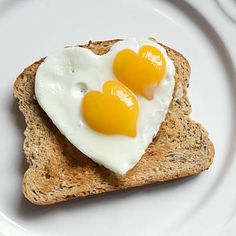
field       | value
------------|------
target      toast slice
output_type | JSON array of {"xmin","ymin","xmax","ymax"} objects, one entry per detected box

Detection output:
[{"xmin": 13, "ymin": 39, "xmax": 214, "ymax": 205}]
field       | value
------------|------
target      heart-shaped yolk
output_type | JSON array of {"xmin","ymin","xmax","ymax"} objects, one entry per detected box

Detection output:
[
  {"xmin": 113, "ymin": 45, "xmax": 166, "ymax": 100},
  {"xmin": 82, "ymin": 80, "xmax": 139, "ymax": 137}
]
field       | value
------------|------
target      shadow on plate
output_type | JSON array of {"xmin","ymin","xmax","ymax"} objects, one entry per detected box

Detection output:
[
  {"xmin": 215, "ymin": 0, "xmax": 236, "ymax": 24},
  {"xmin": 0, "ymin": 0, "xmax": 29, "ymax": 17}
]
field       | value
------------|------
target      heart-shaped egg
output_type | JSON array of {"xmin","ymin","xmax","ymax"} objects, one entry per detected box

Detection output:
[
  {"xmin": 113, "ymin": 45, "xmax": 166, "ymax": 100},
  {"xmin": 82, "ymin": 80, "xmax": 139, "ymax": 137},
  {"xmin": 35, "ymin": 38, "xmax": 175, "ymax": 174}
]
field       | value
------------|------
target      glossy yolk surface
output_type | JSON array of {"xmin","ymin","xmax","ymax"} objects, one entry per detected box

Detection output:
[
  {"xmin": 82, "ymin": 80, "xmax": 139, "ymax": 137},
  {"xmin": 113, "ymin": 45, "xmax": 166, "ymax": 100}
]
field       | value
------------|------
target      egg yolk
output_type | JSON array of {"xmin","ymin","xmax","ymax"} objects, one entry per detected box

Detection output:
[
  {"xmin": 82, "ymin": 80, "xmax": 139, "ymax": 137},
  {"xmin": 113, "ymin": 45, "xmax": 166, "ymax": 100}
]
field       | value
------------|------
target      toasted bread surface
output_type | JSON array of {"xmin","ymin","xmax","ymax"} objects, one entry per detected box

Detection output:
[{"xmin": 13, "ymin": 39, "xmax": 214, "ymax": 205}]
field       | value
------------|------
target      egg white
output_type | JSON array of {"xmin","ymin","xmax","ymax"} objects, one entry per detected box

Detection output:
[{"xmin": 35, "ymin": 38, "xmax": 175, "ymax": 174}]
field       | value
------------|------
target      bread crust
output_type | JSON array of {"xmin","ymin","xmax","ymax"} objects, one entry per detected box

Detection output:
[{"xmin": 13, "ymin": 39, "xmax": 214, "ymax": 205}]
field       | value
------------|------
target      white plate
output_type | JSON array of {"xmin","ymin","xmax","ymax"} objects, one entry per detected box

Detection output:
[{"xmin": 0, "ymin": 0, "xmax": 236, "ymax": 235}]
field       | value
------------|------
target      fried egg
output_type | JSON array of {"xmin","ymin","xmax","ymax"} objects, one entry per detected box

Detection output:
[{"xmin": 35, "ymin": 38, "xmax": 175, "ymax": 174}]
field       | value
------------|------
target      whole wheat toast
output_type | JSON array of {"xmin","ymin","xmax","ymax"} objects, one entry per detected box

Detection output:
[{"xmin": 13, "ymin": 39, "xmax": 214, "ymax": 205}]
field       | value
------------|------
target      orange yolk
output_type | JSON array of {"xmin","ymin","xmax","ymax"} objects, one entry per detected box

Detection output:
[
  {"xmin": 82, "ymin": 80, "xmax": 139, "ymax": 137},
  {"xmin": 113, "ymin": 45, "xmax": 166, "ymax": 100}
]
